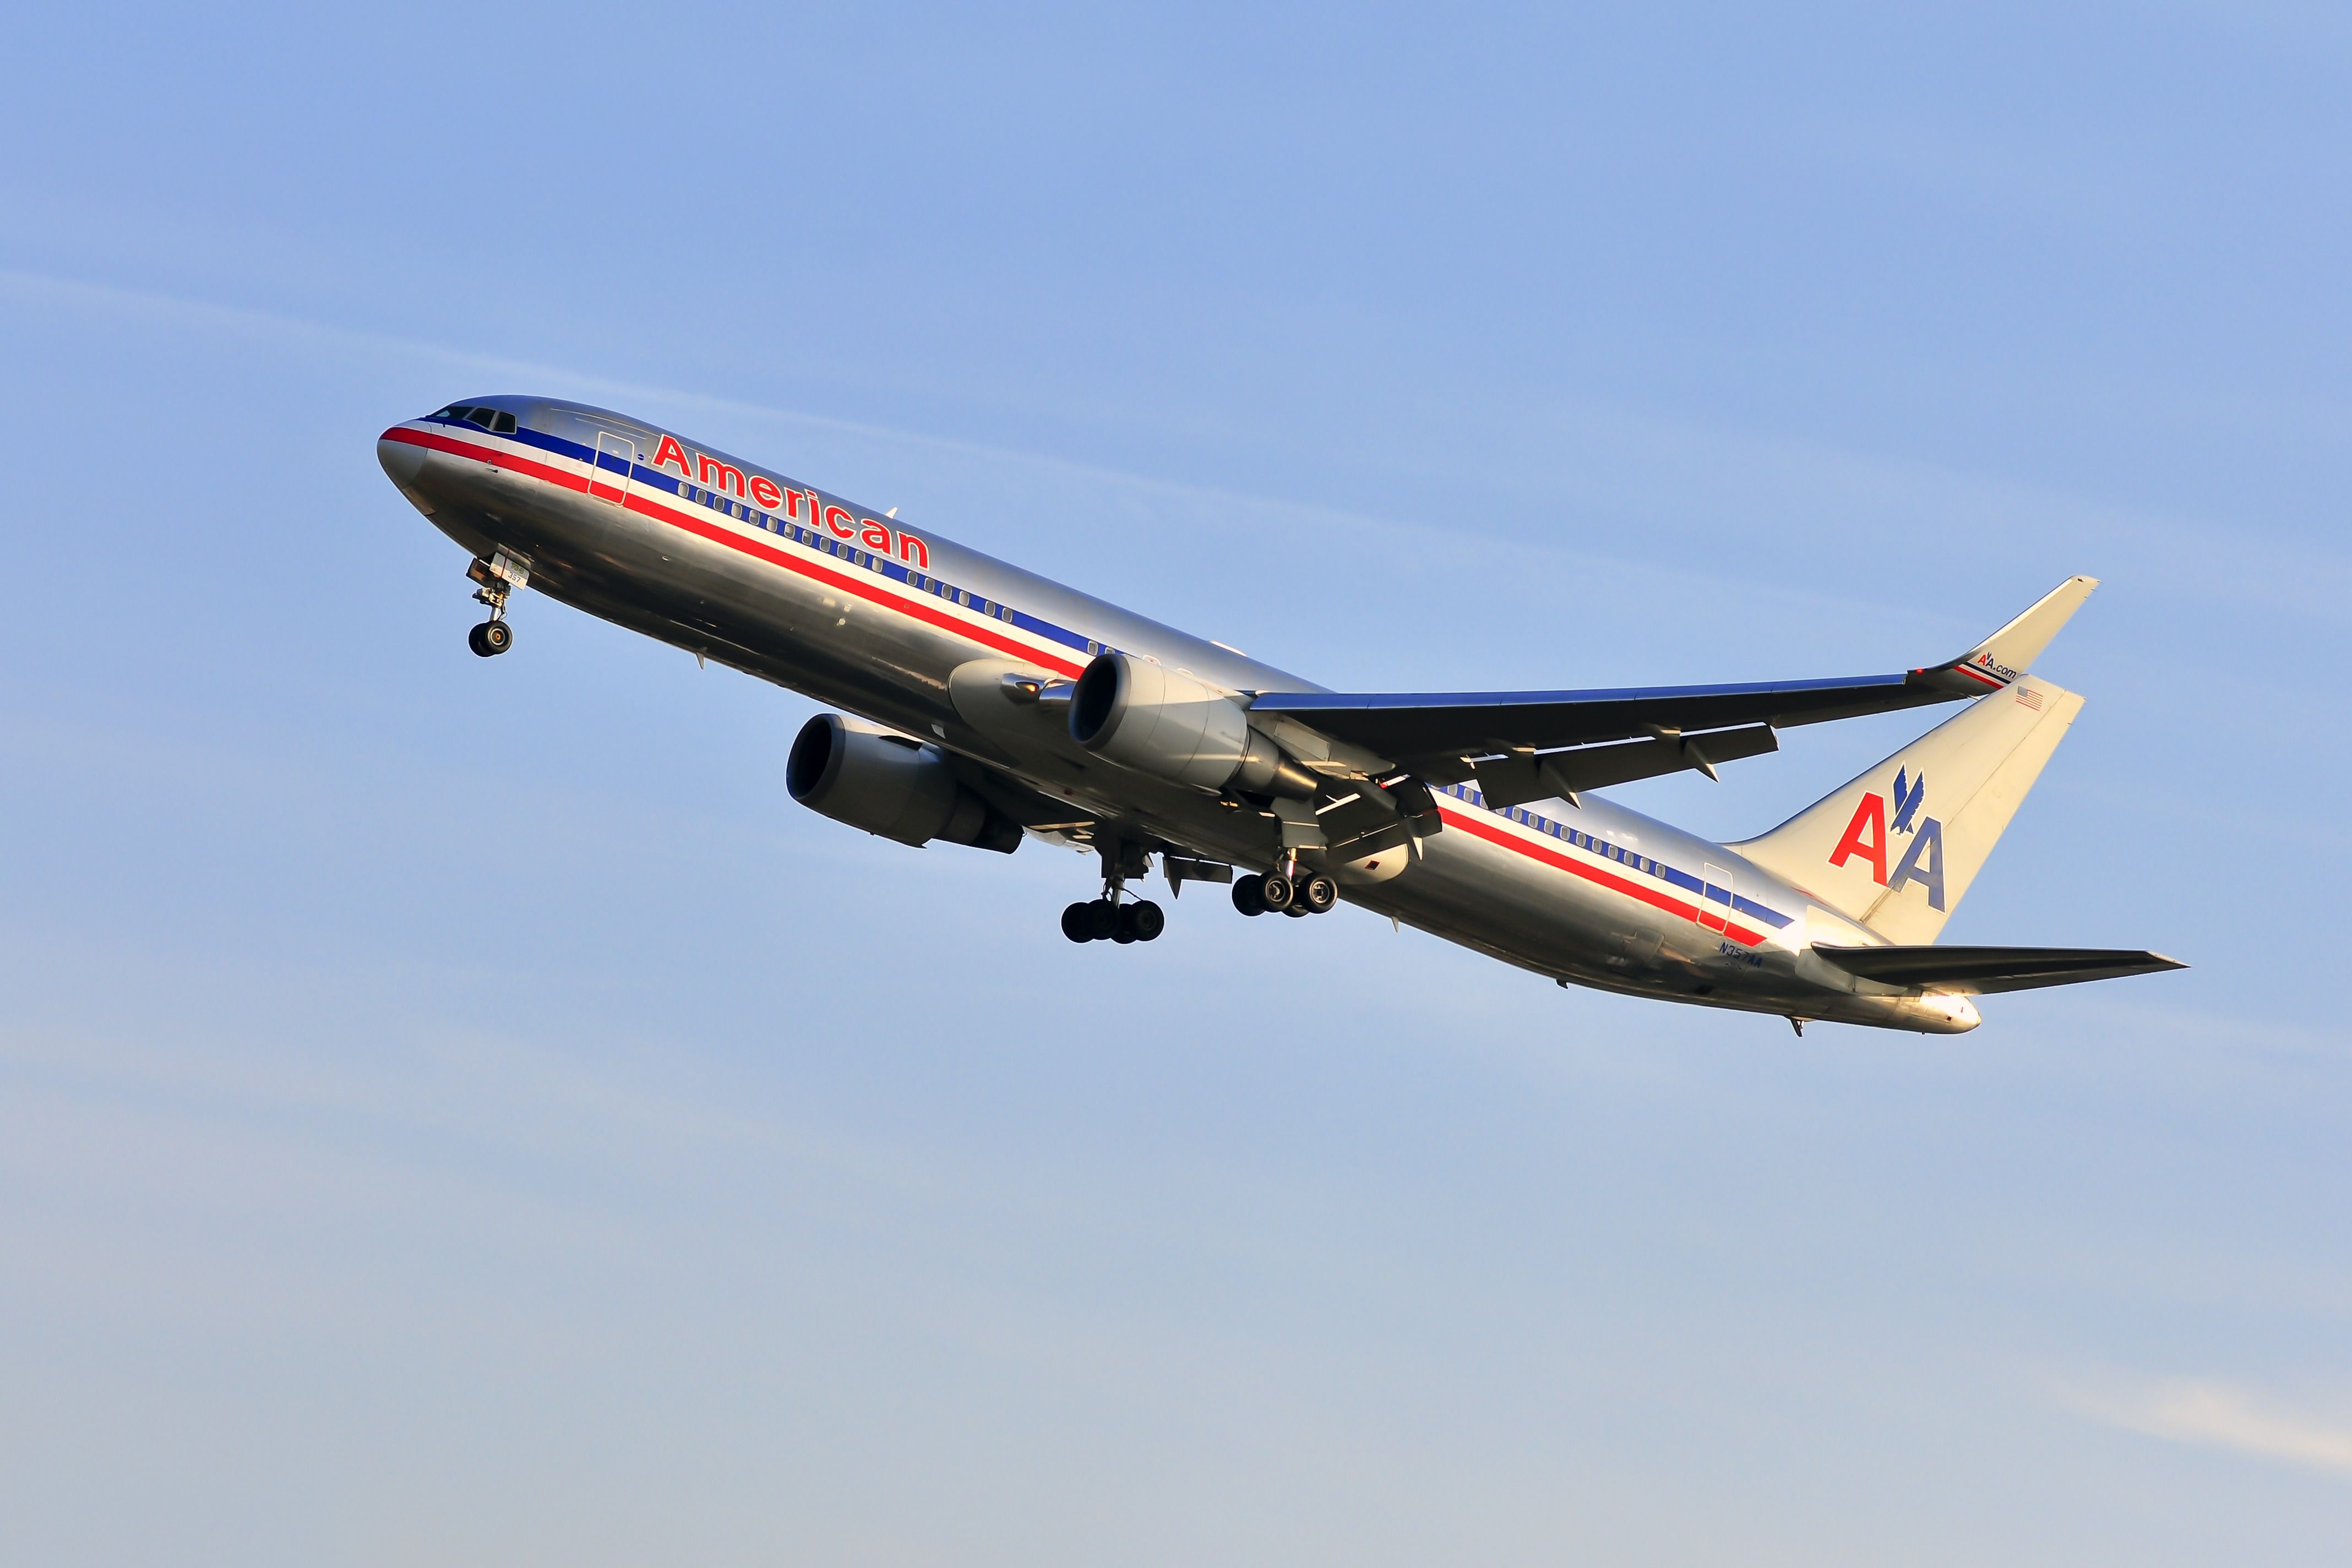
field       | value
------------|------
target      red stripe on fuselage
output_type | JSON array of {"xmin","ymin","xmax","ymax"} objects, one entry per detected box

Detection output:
[
  {"xmin": 1434, "ymin": 801, "xmax": 1770, "ymax": 948},
  {"xmin": 384, "ymin": 425, "xmax": 1089, "ymax": 678},
  {"xmin": 388, "ymin": 424, "xmax": 590, "ymax": 494}
]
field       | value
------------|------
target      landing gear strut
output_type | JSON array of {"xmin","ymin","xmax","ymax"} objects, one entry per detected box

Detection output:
[
  {"xmin": 1062, "ymin": 840, "xmax": 1165, "ymax": 944},
  {"xmin": 465, "ymin": 552, "xmax": 526, "ymax": 658}
]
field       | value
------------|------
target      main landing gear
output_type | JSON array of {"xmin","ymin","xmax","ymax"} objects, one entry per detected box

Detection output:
[
  {"xmin": 1231, "ymin": 867, "xmax": 1339, "ymax": 919},
  {"xmin": 1060, "ymin": 897, "xmax": 1166, "ymax": 944},
  {"xmin": 1063, "ymin": 839, "xmax": 1165, "ymax": 944},
  {"xmin": 465, "ymin": 553, "xmax": 525, "ymax": 658}
]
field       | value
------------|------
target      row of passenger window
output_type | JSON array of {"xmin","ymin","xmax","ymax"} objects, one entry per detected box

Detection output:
[
  {"xmin": 1442, "ymin": 780, "xmax": 1790, "ymax": 925},
  {"xmin": 434, "ymin": 404, "xmax": 519, "ymax": 434},
  {"xmin": 672, "ymin": 480, "xmax": 1049, "ymax": 634},
  {"xmin": 1439, "ymin": 782, "xmax": 1667, "ymax": 878}
]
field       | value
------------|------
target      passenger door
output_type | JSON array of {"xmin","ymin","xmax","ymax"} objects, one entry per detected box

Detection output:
[
  {"xmin": 1698, "ymin": 862, "xmax": 1734, "ymax": 935},
  {"xmin": 589, "ymin": 431, "xmax": 636, "ymax": 505}
]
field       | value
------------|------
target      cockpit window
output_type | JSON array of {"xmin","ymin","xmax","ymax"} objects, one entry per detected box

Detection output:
[
  {"xmin": 435, "ymin": 405, "xmax": 472, "ymax": 420},
  {"xmin": 492, "ymin": 411, "xmax": 518, "ymax": 434},
  {"xmin": 464, "ymin": 407, "xmax": 497, "ymax": 428}
]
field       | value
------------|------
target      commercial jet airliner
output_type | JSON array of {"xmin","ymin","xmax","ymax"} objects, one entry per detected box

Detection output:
[{"xmin": 378, "ymin": 398, "xmax": 2182, "ymax": 1033}]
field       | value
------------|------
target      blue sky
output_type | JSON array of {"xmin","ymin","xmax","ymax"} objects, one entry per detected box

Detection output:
[{"xmin": 3, "ymin": 4, "xmax": 2348, "ymax": 1562}]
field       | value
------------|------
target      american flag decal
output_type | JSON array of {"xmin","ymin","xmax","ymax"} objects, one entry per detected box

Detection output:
[{"xmin": 2016, "ymin": 687, "xmax": 2044, "ymax": 711}]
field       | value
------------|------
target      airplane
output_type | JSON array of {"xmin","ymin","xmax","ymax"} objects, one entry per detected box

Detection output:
[{"xmin": 377, "ymin": 397, "xmax": 2183, "ymax": 1035}]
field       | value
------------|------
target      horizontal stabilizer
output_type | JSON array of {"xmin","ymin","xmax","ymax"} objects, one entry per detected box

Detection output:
[
  {"xmin": 1815, "ymin": 944, "xmax": 2186, "ymax": 995},
  {"xmin": 1248, "ymin": 576, "xmax": 2099, "ymax": 772}
]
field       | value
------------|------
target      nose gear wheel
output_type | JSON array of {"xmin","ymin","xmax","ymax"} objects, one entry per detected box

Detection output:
[{"xmin": 464, "ymin": 553, "xmax": 524, "ymax": 657}]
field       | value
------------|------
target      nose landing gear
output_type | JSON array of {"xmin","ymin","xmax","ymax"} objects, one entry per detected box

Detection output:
[{"xmin": 465, "ymin": 551, "xmax": 529, "ymax": 658}]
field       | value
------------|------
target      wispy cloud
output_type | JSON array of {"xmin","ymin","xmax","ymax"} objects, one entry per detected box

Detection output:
[
  {"xmin": 2066, "ymin": 1374, "xmax": 2352, "ymax": 1478},
  {"xmin": 8, "ymin": 264, "xmax": 2342, "ymax": 630},
  {"xmin": 0, "ymin": 266, "xmax": 1917, "ymax": 644},
  {"xmin": 0, "ymin": 265, "xmax": 1389, "ymax": 511}
]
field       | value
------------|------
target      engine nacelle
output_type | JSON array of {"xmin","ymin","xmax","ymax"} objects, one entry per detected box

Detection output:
[
  {"xmin": 786, "ymin": 714, "xmax": 1022, "ymax": 853},
  {"xmin": 1069, "ymin": 652, "xmax": 1315, "ymax": 796}
]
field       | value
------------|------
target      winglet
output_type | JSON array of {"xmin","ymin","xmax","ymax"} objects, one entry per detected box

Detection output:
[{"xmin": 1919, "ymin": 575, "xmax": 2098, "ymax": 694}]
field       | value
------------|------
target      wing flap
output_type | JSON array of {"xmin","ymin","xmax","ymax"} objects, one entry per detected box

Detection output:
[
  {"xmin": 1814, "ymin": 944, "xmax": 2186, "ymax": 994},
  {"xmin": 1473, "ymin": 722, "xmax": 1780, "ymax": 807}
]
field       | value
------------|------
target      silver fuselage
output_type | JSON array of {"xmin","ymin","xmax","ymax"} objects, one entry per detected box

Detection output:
[{"xmin": 378, "ymin": 397, "xmax": 1979, "ymax": 1033}]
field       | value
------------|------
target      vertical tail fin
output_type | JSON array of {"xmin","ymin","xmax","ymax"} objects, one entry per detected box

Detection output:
[{"xmin": 1731, "ymin": 679, "xmax": 2085, "ymax": 943}]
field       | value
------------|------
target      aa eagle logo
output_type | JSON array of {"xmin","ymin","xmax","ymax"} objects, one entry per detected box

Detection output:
[{"xmin": 1891, "ymin": 767, "xmax": 1927, "ymax": 835}]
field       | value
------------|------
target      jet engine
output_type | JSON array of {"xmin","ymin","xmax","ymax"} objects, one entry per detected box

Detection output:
[
  {"xmin": 787, "ymin": 714, "xmax": 1022, "ymax": 852},
  {"xmin": 1068, "ymin": 652, "xmax": 1315, "ymax": 796}
]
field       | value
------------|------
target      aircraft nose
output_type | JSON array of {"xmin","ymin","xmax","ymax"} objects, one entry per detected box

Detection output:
[{"xmin": 378, "ymin": 428, "xmax": 427, "ymax": 487}]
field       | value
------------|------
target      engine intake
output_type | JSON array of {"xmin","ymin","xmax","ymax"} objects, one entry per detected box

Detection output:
[
  {"xmin": 1069, "ymin": 652, "xmax": 1314, "ymax": 796},
  {"xmin": 786, "ymin": 714, "xmax": 1022, "ymax": 853}
]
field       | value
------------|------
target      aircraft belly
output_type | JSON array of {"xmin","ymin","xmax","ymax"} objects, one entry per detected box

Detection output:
[
  {"xmin": 518, "ymin": 482, "xmax": 971, "ymax": 730},
  {"xmin": 1351, "ymin": 824, "xmax": 1840, "ymax": 1018}
]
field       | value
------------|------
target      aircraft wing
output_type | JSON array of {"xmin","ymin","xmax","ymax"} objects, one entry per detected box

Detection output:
[
  {"xmin": 1246, "ymin": 576, "xmax": 2098, "ymax": 796},
  {"xmin": 1814, "ymin": 944, "xmax": 2187, "ymax": 994}
]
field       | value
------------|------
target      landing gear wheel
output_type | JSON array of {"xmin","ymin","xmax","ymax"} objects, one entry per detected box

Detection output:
[
  {"xmin": 1300, "ymin": 874, "xmax": 1338, "ymax": 914},
  {"xmin": 1113, "ymin": 905, "xmax": 1140, "ymax": 944},
  {"xmin": 470, "ymin": 620, "xmax": 512, "ymax": 657},
  {"xmin": 1128, "ymin": 900, "xmax": 1166, "ymax": 941},
  {"xmin": 1283, "ymin": 903, "xmax": 1309, "ymax": 918},
  {"xmin": 1061, "ymin": 902, "xmax": 1095, "ymax": 943},
  {"xmin": 1084, "ymin": 898, "xmax": 1119, "ymax": 941},
  {"xmin": 1232, "ymin": 875, "xmax": 1267, "ymax": 917},
  {"xmin": 1259, "ymin": 873, "xmax": 1295, "ymax": 912}
]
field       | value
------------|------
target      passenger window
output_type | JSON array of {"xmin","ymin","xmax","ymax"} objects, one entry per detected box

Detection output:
[{"xmin": 493, "ymin": 412, "xmax": 518, "ymax": 433}]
